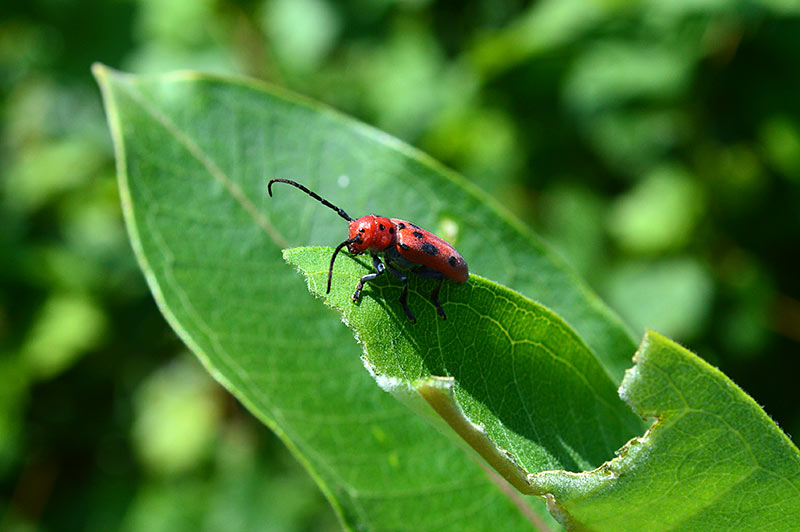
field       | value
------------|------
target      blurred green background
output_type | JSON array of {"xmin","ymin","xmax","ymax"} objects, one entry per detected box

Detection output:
[{"xmin": 2, "ymin": 0, "xmax": 799, "ymax": 530}]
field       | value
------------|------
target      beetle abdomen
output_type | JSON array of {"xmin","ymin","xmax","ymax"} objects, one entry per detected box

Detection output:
[{"xmin": 391, "ymin": 218, "xmax": 469, "ymax": 283}]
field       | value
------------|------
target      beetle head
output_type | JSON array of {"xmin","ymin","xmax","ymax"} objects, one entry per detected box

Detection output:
[{"xmin": 347, "ymin": 215, "xmax": 395, "ymax": 254}]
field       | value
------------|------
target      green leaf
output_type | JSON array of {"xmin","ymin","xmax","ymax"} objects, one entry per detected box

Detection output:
[
  {"xmin": 95, "ymin": 64, "xmax": 634, "ymax": 531},
  {"xmin": 283, "ymin": 246, "xmax": 645, "ymax": 483},
  {"xmin": 287, "ymin": 250, "xmax": 800, "ymax": 530},
  {"xmin": 533, "ymin": 331, "xmax": 800, "ymax": 531},
  {"xmin": 95, "ymin": 63, "xmax": 800, "ymax": 531}
]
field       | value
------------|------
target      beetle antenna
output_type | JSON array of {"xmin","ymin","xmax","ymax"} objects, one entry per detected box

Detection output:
[
  {"xmin": 268, "ymin": 179, "xmax": 354, "ymax": 222},
  {"xmin": 328, "ymin": 238, "xmax": 356, "ymax": 294}
]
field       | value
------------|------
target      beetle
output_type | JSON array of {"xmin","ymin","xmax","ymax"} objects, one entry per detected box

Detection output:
[{"xmin": 268, "ymin": 179, "xmax": 468, "ymax": 323}]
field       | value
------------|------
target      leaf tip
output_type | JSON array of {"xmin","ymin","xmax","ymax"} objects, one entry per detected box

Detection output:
[
  {"xmin": 282, "ymin": 246, "xmax": 329, "ymax": 298},
  {"xmin": 91, "ymin": 62, "xmax": 109, "ymax": 82},
  {"xmin": 91, "ymin": 63, "xmax": 129, "ymax": 88}
]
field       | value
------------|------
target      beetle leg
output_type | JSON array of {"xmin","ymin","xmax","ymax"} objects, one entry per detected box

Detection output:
[
  {"xmin": 386, "ymin": 263, "xmax": 416, "ymax": 323},
  {"xmin": 353, "ymin": 255, "xmax": 385, "ymax": 303},
  {"xmin": 412, "ymin": 268, "xmax": 447, "ymax": 319},
  {"xmin": 430, "ymin": 277, "xmax": 446, "ymax": 319}
]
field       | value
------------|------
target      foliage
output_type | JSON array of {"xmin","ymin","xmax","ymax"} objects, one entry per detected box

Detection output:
[
  {"xmin": 2, "ymin": 0, "xmax": 800, "ymax": 530},
  {"xmin": 291, "ymin": 246, "xmax": 800, "ymax": 529},
  {"xmin": 95, "ymin": 65, "xmax": 799, "ymax": 530}
]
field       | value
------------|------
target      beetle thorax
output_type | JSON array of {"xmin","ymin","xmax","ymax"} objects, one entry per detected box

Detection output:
[{"xmin": 348, "ymin": 215, "xmax": 396, "ymax": 254}]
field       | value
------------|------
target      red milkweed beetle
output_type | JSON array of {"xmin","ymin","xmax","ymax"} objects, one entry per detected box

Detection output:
[{"xmin": 268, "ymin": 179, "xmax": 468, "ymax": 323}]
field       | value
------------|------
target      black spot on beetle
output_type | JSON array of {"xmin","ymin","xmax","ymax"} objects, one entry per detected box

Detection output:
[
  {"xmin": 359, "ymin": 228, "xmax": 365, "ymax": 233},
  {"xmin": 379, "ymin": 224, "xmax": 385, "ymax": 230},
  {"xmin": 397, "ymin": 223, "xmax": 406, "ymax": 229},
  {"xmin": 409, "ymin": 222, "xmax": 421, "ymax": 230},
  {"xmin": 389, "ymin": 227, "xmax": 395, "ymax": 234},
  {"xmin": 422, "ymin": 242, "xmax": 438, "ymax": 256},
  {"xmin": 412, "ymin": 231, "xmax": 424, "ymax": 239},
  {"xmin": 399, "ymin": 243, "xmax": 410, "ymax": 250},
  {"xmin": 448, "ymin": 256, "xmax": 458, "ymax": 267}
]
